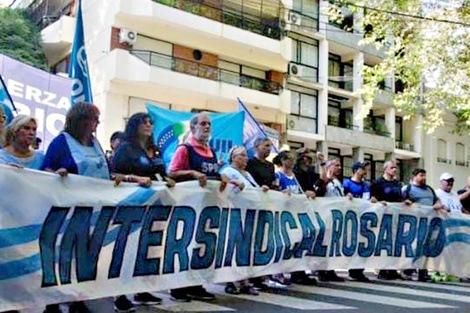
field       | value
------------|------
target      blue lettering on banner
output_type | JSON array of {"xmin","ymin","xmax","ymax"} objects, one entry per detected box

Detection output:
[
  {"xmin": 375, "ymin": 214, "xmax": 393, "ymax": 256},
  {"xmin": 163, "ymin": 206, "xmax": 196, "ymax": 274},
  {"xmin": 224, "ymin": 209, "xmax": 255, "ymax": 267},
  {"xmin": 134, "ymin": 205, "xmax": 171, "ymax": 276},
  {"xmin": 36, "ymin": 202, "xmax": 452, "ymax": 288},
  {"xmin": 342, "ymin": 211, "xmax": 358, "ymax": 257},
  {"xmin": 253, "ymin": 210, "xmax": 274, "ymax": 266},
  {"xmin": 358, "ymin": 212, "xmax": 378, "ymax": 257},
  {"xmin": 191, "ymin": 206, "xmax": 220, "ymax": 270}
]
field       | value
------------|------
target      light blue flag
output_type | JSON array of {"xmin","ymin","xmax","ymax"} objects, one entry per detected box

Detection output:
[
  {"xmin": 146, "ymin": 104, "xmax": 244, "ymax": 168},
  {"xmin": 237, "ymin": 98, "xmax": 278, "ymax": 155},
  {"xmin": 69, "ymin": 0, "xmax": 93, "ymax": 105},
  {"xmin": 0, "ymin": 74, "xmax": 16, "ymax": 123}
]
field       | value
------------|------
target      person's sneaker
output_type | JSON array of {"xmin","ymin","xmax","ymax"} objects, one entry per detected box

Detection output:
[
  {"xmin": 266, "ymin": 279, "xmax": 288, "ymax": 289},
  {"xmin": 69, "ymin": 301, "xmax": 90, "ymax": 313},
  {"xmin": 114, "ymin": 296, "xmax": 135, "ymax": 312},
  {"xmin": 225, "ymin": 282, "xmax": 240, "ymax": 295},
  {"xmin": 272, "ymin": 274, "xmax": 291, "ymax": 285},
  {"xmin": 170, "ymin": 290, "xmax": 191, "ymax": 302},
  {"xmin": 240, "ymin": 285, "xmax": 259, "ymax": 295},
  {"xmin": 444, "ymin": 274, "xmax": 460, "ymax": 282},
  {"xmin": 43, "ymin": 304, "xmax": 62, "ymax": 313},
  {"xmin": 134, "ymin": 292, "xmax": 162, "ymax": 305},
  {"xmin": 400, "ymin": 273, "xmax": 414, "ymax": 281},
  {"xmin": 349, "ymin": 274, "xmax": 371, "ymax": 283},
  {"xmin": 328, "ymin": 272, "xmax": 345, "ymax": 282},
  {"xmin": 319, "ymin": 271, "xmax": 344, "ymax": 282},
  {"xmin": 291, "ymin": 272, "xmax": 318, "ymax": 285},
  {"xmin": 186, "ymin": 287, "xmax": 216, "ymax": 301},
  {"xmin": 378, "ymin": 270, "xmax": 399, "ymax": 280}
]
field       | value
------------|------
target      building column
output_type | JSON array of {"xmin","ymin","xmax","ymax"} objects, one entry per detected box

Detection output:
[
  {"xmin": 352, "ymin": 98, "xmax": 364, "ymax": 131},
  {"xmin": 384, "ymin": 107, "xmax": 396, "ymax": 140},
  {"xmin": 317, "ymin": 38, "xmax": 329, "ymax": 137},
  {"xmin": 318, "ymin": 1, "xmax": 330, "ymax": 36},
  {"xmin": 352, "ymin": 147, "xmax": 364, "ymax": 163},
  {"xmin": 385, "ymin": 152, "xmax": 395, "ymax": 161}
]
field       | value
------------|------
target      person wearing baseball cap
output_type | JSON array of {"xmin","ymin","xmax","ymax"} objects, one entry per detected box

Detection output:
[{"xmin": 436, "ymin": 172, "xmax": 465, "ymax": 214}]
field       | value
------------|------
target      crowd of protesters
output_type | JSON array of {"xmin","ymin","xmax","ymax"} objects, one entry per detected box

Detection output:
[{"xmin": 1, "ymin": 103, "xmax": 469, "ymax": 313}]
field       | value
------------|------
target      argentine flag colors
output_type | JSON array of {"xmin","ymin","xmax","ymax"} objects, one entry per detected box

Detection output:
[
  {"xmin": 69, "ymin": 0, "xmax": 93, "ymax": 105},
  {"xmin": 0, "ymin": 74, "xmax": 16, "ymax": 123}
]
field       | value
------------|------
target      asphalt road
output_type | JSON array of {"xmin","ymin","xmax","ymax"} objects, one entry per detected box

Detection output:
[{"xmin": 25, "ymin": 272, "xmax": 470, "ymax": 313}]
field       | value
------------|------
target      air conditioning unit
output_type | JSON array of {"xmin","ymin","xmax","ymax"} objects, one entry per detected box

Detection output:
[
  {"xmin": 119, "ymin": 28, "xmax": 137, "ymax": 45},
  {"xmin": 289, "ymin": 64, "xmax": 303, "ymax": 77},
  {"xmin": 289, "ymin": 12, "xmax": 301, "ymax": 26}
]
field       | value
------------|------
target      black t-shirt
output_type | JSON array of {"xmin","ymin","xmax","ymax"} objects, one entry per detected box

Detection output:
[
  {"xmin": 457, "ymin": 188, "xmax": 470, "ymax": 210},
  {"xmin": 113, "ymin": 141, "xmax": 166, "ymax": 180},
  {"xmin": 294, "ymin": 165, "xmax": 319, "ymax": 192},
  {"xmin": 371, "ymin": 177, "xmax": 403, "ymax": 202},
  {"xmin": 246, "ymin": 157, "xmax": 275, "ymax": 188}
]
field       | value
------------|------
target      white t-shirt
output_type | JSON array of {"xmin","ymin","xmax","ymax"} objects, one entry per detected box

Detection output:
[
  {"xmin": 221, "ymin": 166, "xmax": 259, "ymax": 188},
  {"xmin": 436, "ymin": 188, "xmax": 463, "ymax": 214}
]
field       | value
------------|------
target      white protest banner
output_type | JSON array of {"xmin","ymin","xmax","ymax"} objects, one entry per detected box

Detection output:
[{"xmin": 1, "ymin": 165, "xmax": 470, "ymax": 311}]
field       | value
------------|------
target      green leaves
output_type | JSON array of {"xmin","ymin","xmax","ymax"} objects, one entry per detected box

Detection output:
[{"xmin": 0, "ymin": 8, "xmax": 48, "ymax": 70}]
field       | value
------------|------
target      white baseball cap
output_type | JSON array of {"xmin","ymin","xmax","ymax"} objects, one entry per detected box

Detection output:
[{"xmin": 440, "ymin": 172, "xmax": 454, "ymax": 181}]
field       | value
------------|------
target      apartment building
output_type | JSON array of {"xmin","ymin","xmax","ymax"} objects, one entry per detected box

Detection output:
[{"xmin": 12, "ymin": 0, "xmax": 470, "ymax": 187}]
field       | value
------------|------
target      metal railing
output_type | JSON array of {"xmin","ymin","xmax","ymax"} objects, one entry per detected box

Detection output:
[
  {"xmin": 26, "ymin": 0, "xmax": 73, "ymax": 29},
  {"xmin": 395, "ymin": 141, "xmax": 415, "ymax": 152},
  {"xmin": 284, "ymin": 9, "xmax": 319, "ymax": 32},
  {"xmin": 456, "ymin": 160, "xmax": 467, "ymax": 167},
  {"xmin": 131, "ymin": 50, "xmax": 283, "ymax": 95},
  {"xmin": 364, "ymin": 128, "xmax": 391, "ymax": 137},
  {"xmin": 437, "ymin": 157, "xmax": 452, "ymax": 164},
  {"xmin": 152, "ymin": 0, "xmax": 282, "ymax": 40},
  {"xmin": 328, "ymin": 79, "xmax": 353, "ymax": 92}
]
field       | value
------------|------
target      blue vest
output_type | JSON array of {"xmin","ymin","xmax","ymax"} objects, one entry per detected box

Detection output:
[{"xmin": 185, "ymin": 144, "xmax": 219, "ymax": 179}]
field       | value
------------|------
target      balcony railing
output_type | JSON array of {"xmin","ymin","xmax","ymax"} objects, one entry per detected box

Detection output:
[
  {"xmin": 285, "ymin": 9, "xmax": 319, "ymax": 32},
  {"xmin": 456, "ymin": 160, "xmax": 467, "ymax": 167},
  {"xmin": 152, "ymin": 0, "xmax": 282, "ymax": 40},
  {"xmin": 327, "ymin": 116, "xmax": 359, "ymax": 130},
  {"xmin": 437, "ymin": 157, "xmax": 452, "ymax": 164},
  {"xmin": 364, "ymin": 128, "xmax": 391, "ymax": 137},
  {"xmin": 131, "ymin": 50, "xmax": 283, "ymax": 95},
  {"xmin": 328, "ymin": 79, "xmax": 353, "ymax": 92},
  {"xmin": 27, "ymin": 0, "xmax": 73, "ymax": 29},
  {"xmin": 395, "ymin": 141, "xmax": 415, "ymax": 152}
]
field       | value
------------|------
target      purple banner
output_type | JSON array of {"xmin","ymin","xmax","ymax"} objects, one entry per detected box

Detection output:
[{"xmin": 0, "ymin": 53, "xmax": 71, "ymax": 150}]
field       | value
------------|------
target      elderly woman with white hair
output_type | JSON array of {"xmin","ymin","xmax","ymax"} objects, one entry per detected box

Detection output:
[{"xmin": 0, "ymin": 114, "xmax": 44, "ymax": 169}]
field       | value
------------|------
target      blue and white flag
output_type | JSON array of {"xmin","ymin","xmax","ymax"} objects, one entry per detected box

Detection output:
[
  {"xmin": 237, "ymin": 98, "xmax": 278, "ymax": 155},
  {"xmin": 146, "ymin": 104, "xmax": 244, "ymax": 167},
  {"xmin": 0, "ymin": 74, "xmax": 16, "ymax": 123},
  {"xmin": 69, "ymin": 0, "xmax": 93, "ymax": 105}
]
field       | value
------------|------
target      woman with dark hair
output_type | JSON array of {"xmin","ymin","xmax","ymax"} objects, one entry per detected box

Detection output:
[
  {"xmin": 112, "ymin": 112, "xmax": 175, "ymax": 312},
  {"xmin": 113, "ymin": 112, "xmax": 174, "ymax": 186}
]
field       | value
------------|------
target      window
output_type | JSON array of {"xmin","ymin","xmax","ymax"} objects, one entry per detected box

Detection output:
[
  {"xmin": 292, "ymin": 39, "xmax": 319, "ymax": 82},
  {"xmin": 456, "ymin": 143, "xmax": 465, "ymax": 166},
  {"xmin": 328, "ymin": 54, "xmax": 341, "ymax": 89},
  {"xmin": 328, "ymin": 54, "xmax": 353, "ymax": 91},
  {"xmin": 328, "ymin": 96, "xmax": 354, "ymax": 129},
  {"xmin": 289, "ymin": 90, "xmax": 318, "ymax": 133},
  {"xmin": 437, "ymin": 139, "xmax": 448, "ymax": 163},
  {"xmin": 293, "ymin": 0, "xmax": 319, "ymax": 19},
  {"xmin": 395, "ymin": 117, "xmax": 403, "ymax": 142}
]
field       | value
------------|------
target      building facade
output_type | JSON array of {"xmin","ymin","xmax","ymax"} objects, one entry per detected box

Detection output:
[{"xmin": 12, "ymin": 0, "xmax": 470, "ymax": 188}]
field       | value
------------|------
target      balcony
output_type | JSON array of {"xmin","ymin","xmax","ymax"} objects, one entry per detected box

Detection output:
[
  {"xmin": 364, "ymin": 128, "xmax": 391, "ymax": 138},
  {"xmin": 437, "ymin": 157, "xmax": 452, "ymax": 164},
  {"xmin": 284, "ymin": 9, "xmax": 319, "ymax": 35},
  {"xmin": 26, "ymin": 0, "xmax": 73, "ymax": 29},
  {"xmin": 152, "ymin": 0, "xmax": 282, "ymax": 40},
  {"xmin": 325, "ymin": 125, "xmax": 395, "ymax": 152},
  {"xmin": 456, "ymin": 161, "xmax": 467, "ymax": 167},
  {"xmin": 395, "ymin": 141, "xmax": 415, "ymax": 152},
  {"xmin": 130, "ymin": 50, "xmax": 282, "ymax": 95}
]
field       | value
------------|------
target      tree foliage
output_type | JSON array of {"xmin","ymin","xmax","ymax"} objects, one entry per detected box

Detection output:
[
  {"xmin": 0, "ymin": 8, "xmax": 48, "ymax": 70},
  {"xmin": 327, "ymin": 0, "xmax": 470, "ymax": 133}
]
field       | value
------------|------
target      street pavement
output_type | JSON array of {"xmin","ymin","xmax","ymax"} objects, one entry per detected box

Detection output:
[{"xmin": 26, "ymin": 272, "xmax": 470, "ymax": 313}]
